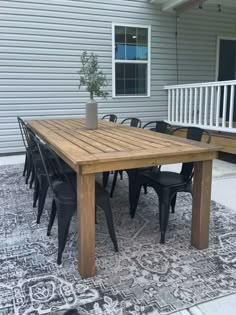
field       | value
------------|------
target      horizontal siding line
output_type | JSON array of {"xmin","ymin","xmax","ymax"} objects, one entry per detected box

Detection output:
[
  {"xmin": 0, "ymin": 102, "xmax": 167, "ymax": 108},
  {"xmin": 0, "ymin": 9, "xmax": 175, "ymax": 24},
  {"xmin": 0, "ymin": 28, "xmax": 110, "ymax": 37},
  {"xmin": 0, "ymin": 3, "xmax": 174, "ymax": 21},
  {"xmin": 0, "ymin": 31, "xmax": 112, "ymax": 40},
  {"xmin": 0, "ymin": 31, "xmax": 176, "ymax": 42},
  {"xmin": 0, "ymin": 17, "xmax": 175, "ymax": 32},
  {"xmin": 0, "ymin": 26, "xmax": 176, "ymax": 40},
  {"xmin": 0, "ymin": 101, "xmax": 167, "ymax": 108},
  {"xmin": 0, "ymin": 27, "xmax": 109, "ymax": 36},
  {"xmin": 1, "ymin": 0, "xmax": 161, "ymax": 11},
  {"xmin": 0, "ymin": 103, "xmax": 165, "ymax": 109},
  {"xmin": 0, "ymin": 3, "xmax": 165, "ymax": 16},
  {"xmin": 1, "ymin": 0, "xmax": 152, "ymax": 10},
  {"xmin": 0, "ymin": 41, "xmax": 175, "ymax": 49}
]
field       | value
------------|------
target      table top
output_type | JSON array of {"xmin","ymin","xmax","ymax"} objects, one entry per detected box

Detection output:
[{"xmin": 27, "ymin": 118, "xmax": 219, "ymax": 174}]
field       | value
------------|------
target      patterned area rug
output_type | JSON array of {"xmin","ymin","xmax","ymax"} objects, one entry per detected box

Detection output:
[{"xmin": 1, "ymin": 164, "xmax": 236, "ymax": 315}]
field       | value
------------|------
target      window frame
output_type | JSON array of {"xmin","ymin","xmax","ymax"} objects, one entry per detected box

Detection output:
[{"xmin": 112, "ymin": 22, "xmax": 151, "ymax": 98}]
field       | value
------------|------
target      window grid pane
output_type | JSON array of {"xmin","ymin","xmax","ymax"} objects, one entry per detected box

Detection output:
[
  {"xmin": 115, "ymin": 63, "xmax": 147, "ymax": 96},
  {"xmin": 115, "ymin": 26, "xmax": 148, "ymax": 61}
]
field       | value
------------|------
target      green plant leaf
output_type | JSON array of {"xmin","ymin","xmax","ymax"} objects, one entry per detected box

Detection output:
[{"xmin": 79, "ymin": 51, "xmax": 108, "ymax": 100}]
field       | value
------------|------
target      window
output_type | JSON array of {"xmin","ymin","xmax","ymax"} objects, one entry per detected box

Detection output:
[{"xmin": 112, "ymin": 24, "xmax": 151, "ymax": 97}]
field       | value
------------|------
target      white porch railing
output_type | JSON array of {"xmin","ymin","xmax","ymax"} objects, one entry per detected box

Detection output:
[{"xmin": 164, "ymin": 80, "xmax": 236, "ymax": 133}]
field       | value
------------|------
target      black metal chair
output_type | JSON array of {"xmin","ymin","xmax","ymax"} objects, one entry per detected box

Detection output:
[
  {"xmin": 102, "ymin": 114, "xmax": 117, "ymax": 122},
  {"xmin": 108, "ymin": 117, "xmax": 142, "ymax": 197},
  {"xmin": 143, "ymin": 121, "xmax": 171, "ymax": 133},
  {"xmin": 120, "ymin": 117, "xmax": 142, "ymax": 128},
  {"xmin": 109, "ymin": 119, "xmax": 170, "ymax": 200},
  {"xmin": 35, "ymin": 136, "xmax": 118, "ymax": 265},
  {"xmin": 24, "ymin": 127, "xmax": 52, "ymax": 222},
  {"xmin": 102, "ymin": 117, "xmax": 142, "ymax": 189},
  {"xmin": 17, "ymin": 117, "xmax": 34, "ymax": 185},
  {"xmin": 129, "ymin": 126, "xmax": 211, "ymax": 244}
]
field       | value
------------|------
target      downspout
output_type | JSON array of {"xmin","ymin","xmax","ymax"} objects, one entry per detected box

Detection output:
[{"xmin": 176, "ymin": 14, "xmax": 179, "ymax": 85}]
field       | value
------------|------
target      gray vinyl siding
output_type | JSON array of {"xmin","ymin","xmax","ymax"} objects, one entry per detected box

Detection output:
[
  {"xmin": 1, "ymin": 1, "xmax": 236, "ymax": 154},
  {"xmin": 0, "ymin": 0, "xmax": 177, "ymax": 154},
  {"xmin": 177, "ymin": 4, "xmax": 236, "ymax": 84}
]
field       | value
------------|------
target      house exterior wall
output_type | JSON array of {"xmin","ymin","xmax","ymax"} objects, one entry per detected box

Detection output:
[
  {"xmin": 0, "ymin": 0, "xmax": 177, "ymax": 154},
  {"xmin": 1, "ymin": 1, "xmax": 236, "ymax": 155},
  {"xmin": 177, "ymin": 4, "xmax": 236, "ymax": 84}
]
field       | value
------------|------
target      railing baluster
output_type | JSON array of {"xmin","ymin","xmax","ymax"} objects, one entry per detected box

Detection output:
[
  {"xmin": 184, "ymin": 89, "xmax": 188, "ymax": 123},
  {"xmin": 189, "ymin": 88, "xmax": 193, "ymax": 124},
  {"xmin": 176, "ymin": 89, "xmax": 179, "ymax": 122},
  {"xmin": 229, "ymin": 85, "xmax": 235, "ymax": 128},
  {"xmin": 210, "ymin": 86, "xmax": 214, "ymax": 126},
  {"xmin": 204, "ymin": 86, "xmax": 208, "ymax": 125},
  {"xmin": 216, "ymin": 86, "xmax": 221, "ymax": 127},
  {"xmin": 180, "ymin": 88, "xmax": 183, "ymax": 123},
  {"xmin": 222, "ymin": 85, "xmax": 227, "ymax": 127},
  {"xmin": 199, "ymin": 87, "xmax": 203, "ymax": 125},
  {"xmin": 194, "ymin": 88, "xmax": 198, "ymax": 124},
  {"xmin": 172, "ymin": 89, "xmax": 175, "ymax": 123}
]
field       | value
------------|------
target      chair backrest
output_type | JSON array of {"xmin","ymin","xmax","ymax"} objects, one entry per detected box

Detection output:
[
  {"xmin": 171, "ymin": 126, "xmax": 211, "ymax": 180},
  {"xmin": 34, "ymin": 136, "xmax": 76, "ymax": 196},
  {"xmin": 18, "ymin": 119, "xmax": 38, "ymax": 158},
  {"xmin": 102, "ymin": 114, "xmax": 117, "ymax": 122},
  {"xmin": 121, "ymin": 117, "xmax": 142, "ymax": 128},
  {"xmin": 17, "ymin": 117, "xmax": 29, "ymax": 149},
  {"xmin": 143, "ymin": 121, "xmax": 171, "ymax": 134}
]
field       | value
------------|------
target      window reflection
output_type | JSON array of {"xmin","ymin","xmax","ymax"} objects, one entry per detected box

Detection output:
[{"xmin": 115, "ymin": 26, "xmax": 148, "ymax": 60}]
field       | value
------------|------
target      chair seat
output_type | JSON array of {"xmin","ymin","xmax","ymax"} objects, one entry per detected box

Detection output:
[
  {"xmin": 53, "ymin": 175, "xmax": 110, "ymax": 203},
  {"xmin": 53, "ymin": 180, "xmax": 76, "ymax": 202},
  {"xmin": 143, "ymin": 171, "xmax": 188, "ymax": 187}
]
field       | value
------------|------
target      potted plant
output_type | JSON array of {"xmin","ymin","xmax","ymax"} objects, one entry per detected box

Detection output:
[{"xmin": 79, "ymin": 51, "xmax": 108, "ymax": 129}]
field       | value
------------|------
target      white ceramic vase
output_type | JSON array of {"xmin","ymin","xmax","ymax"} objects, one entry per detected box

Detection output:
[{"xmin": 86, "ymin": 100, "xmax": 98, "ymax": 130}]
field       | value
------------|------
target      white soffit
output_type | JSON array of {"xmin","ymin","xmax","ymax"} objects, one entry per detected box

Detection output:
[{"xmin": 150, "ymin": 0, "xmax": 236, "ymax": 11}]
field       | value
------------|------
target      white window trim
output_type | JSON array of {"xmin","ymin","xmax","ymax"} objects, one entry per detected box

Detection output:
[{"xmin": 112, "ymin": 22, "xmax": 151, "ymax": 98}]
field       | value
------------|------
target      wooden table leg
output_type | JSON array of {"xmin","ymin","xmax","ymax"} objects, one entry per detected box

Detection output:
[
  {"xmin": 191, "ymin": 160, "xmax": 212, "ymax": 249},
  {"xmin": 77, "ymin": 172, "xmax": 95, "ymax": 278}
]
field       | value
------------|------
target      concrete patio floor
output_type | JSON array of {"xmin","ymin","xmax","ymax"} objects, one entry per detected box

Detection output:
[{"xmin": 1, "ymin": 155, "xmax": 236, "ymax": 315}]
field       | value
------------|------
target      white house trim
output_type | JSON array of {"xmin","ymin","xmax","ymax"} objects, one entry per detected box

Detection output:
[{"xmin": 161, "ymin": 0, "xmax": 187, "ymax": 11}]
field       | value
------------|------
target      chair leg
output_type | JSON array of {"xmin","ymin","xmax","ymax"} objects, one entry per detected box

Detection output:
[
  {"xmin": 119, "ymin": 170, "xmax": 123, "ymax": 180},
  {"xmin": 143, "ymin": 184, "xmax": 148, "ymax": 194},
  {"xmin": 47, "ymin": 199, "xmax": 57, "ymax": 236},
  {"xmin": 171, "ymin": 193, "xmax": 177, "ymax": 213},
  {"xmin": 103, "ymin": 171, "xmax": 110, "ymax": 188},
  {"xmin": 29, "ymin": 166, "xmax": 35, "ymax": 189},
  {"xmin": 96, "ymin": 195, "xmax": 118, "ymax": 252},
  {"xmin": 33, "ymin": 175, "xmax": 39, "ymax": 208},
  {"xmin": 130, "ymin": 182, "xmax": 142, "ymax": 218},
  {"xmin": 95, "ymin": 206, "xmax": 98, "ymax": 224},
  {"xmin": 127, "ymin": 169, "xmax": 137, "ymax": 208},
  {"xmin": 37, "ymin": 176, "xmax": 49, "ymax": 224},
  {"xmin": 25, "ymin": 156, "xmax": 32, "ymax": 184},
  {"xmin": 158, "ymin": 190, "xmax": 171, "ymax": 244},
  {"xmin": 23, "ymin": 154, "xmax": 28, "ymax": 176},
  {"xmin": 56, "ymin": 201, "xmax": 75, "ymax": 265},
  {"xmin": 110, "ymin": 170, "xmax": 118, "ymax": 198}
]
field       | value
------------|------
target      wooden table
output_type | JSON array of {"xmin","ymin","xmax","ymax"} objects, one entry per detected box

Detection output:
[{"xmin": 27, "ymin": 118, "xmax": 219, "ymax": 278}]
